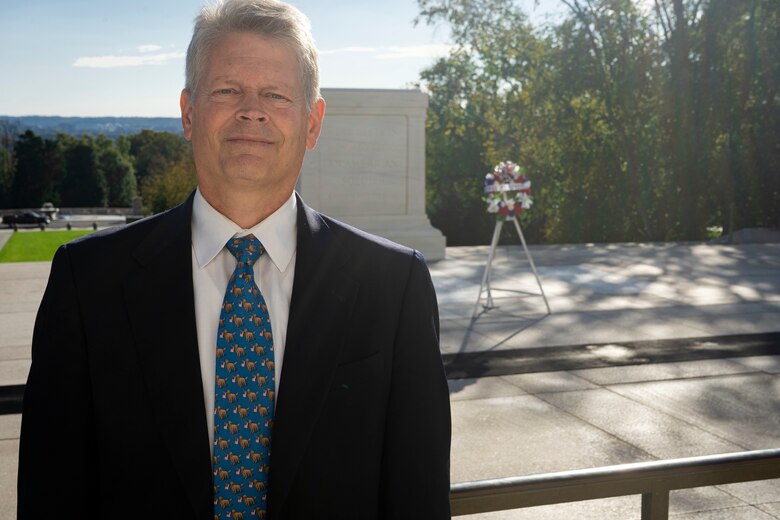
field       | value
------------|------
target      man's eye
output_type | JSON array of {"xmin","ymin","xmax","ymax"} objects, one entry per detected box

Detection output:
[
  {"xmin": 267, "ymin": 93, "xmax": 289, "ymax": 101},
  {"xmin": 214, "ymin": 88, "xmax": 236, "ymax": 95}
]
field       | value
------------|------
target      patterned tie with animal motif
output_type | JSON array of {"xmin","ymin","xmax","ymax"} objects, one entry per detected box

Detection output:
[{"xmin": 213, "ymin": 234, "xmax": 275, "ymax": 519}]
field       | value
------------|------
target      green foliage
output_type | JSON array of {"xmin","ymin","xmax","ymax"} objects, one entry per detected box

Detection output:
[
  {"xmin": 125, "ymin": 129, "xmax": 194, "ymax": 213},
  {"xmin": 95, "ymin": 135, "xmax": 137, "ymax": 206},
  {"xmin": 0, "ymin": 121, "xmax": 17, "ymax": 207},
  {"xmin": 0, "ymin": 147, "xmax": 13, "ymax": 207},
  {"xmin": 2, "ymin": 129, "xmax": 191, "ymax": 214},
  {"xmin": 421, "ymin": 53, "xmax": 495, "ymax": 244},
  {"xmin": 140, "ymin": 155, "xmax": 198, "ymax": 214},
  {"xmin": 126, "ymin": 129, "xmax": 191, "ymax": 184},
  {"xmin": 538, "ymin": 0, "xmax": 663, "ymax": 242},
  {"xmin": 417, "ymin": 0, "xmax": 544, "ymax": 244},
  {"xmin": 687, "ymin": 0, "xmax": 780, "ymax": 234},
  {"xmin": 0, "ymin": 230, "xmax": 92, "ymax": 263},
  {"xmin": 418, "ymin": 0, "xmax": 780, "ymax": 245},
  {"xmin": 10, "ymin": 131, "xmax": 62, "ymax": 208},
  {"xmin": 59, "ymin": 136, "xmax": 108, "ymax": 207}
]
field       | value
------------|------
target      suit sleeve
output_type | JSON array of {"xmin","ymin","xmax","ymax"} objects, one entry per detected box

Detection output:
[
  {"xmin": 379, "ymin": 250, "xmax": 451, "ymax": 519},
  {"xmin": 17, "ymin": 245, "xmax": 99, "ymax": 518}
]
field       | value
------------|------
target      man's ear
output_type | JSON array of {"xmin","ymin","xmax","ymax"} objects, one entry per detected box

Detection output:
[
  {"xmin": 305, "ymin": 98, "xmax": 326, "ymax": 150},
  {"xmin": 180, "ymin": 89, "xmax": 193, "ymax": 141}
]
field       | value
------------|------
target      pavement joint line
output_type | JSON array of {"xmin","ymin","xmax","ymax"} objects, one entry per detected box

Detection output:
[
  {"xmin": 532, "ymin": 390, "xmax": 663, "ymax": 463},
  {"xmin": 597, "ymin": 379, "xmax": 756, "ymax": 454}
]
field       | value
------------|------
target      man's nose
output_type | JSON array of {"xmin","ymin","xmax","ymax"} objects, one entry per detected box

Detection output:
[{"xmin": 236, "ymin": 96, "xmax": 268, "ymax": 122}]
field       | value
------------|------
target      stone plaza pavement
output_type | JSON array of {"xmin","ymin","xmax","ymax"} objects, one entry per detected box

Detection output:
[{"xmin": 0, "ymin": 232, "xmax": 778, "ymax": 518}]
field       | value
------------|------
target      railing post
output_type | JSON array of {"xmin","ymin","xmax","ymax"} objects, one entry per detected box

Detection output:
[{"xmin": 641, "ymin": 491, "xmax": 670, "ymax": 520}]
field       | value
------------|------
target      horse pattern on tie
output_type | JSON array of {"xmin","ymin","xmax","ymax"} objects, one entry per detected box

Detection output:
[{"xmin": 213, "ymin": 234, "xmax": 275, "ymax": 519}]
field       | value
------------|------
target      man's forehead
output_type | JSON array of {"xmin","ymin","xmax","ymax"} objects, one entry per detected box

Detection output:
[
  {"xmin": 204, "ymin": 34, "xmax": 300, "ymax": 69},
  {"xmin": 208, "ymin": 31, "xmax": 295, "ymax": 57}
]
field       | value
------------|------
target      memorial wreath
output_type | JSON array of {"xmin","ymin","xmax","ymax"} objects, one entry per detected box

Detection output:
[{"xmin": 483, "ymin": 161, "xmax": 532, "ymax": 221}]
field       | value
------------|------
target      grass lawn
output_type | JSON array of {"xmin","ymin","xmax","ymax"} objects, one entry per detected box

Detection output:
[{"xmin": 0, "ymin": 230, "xmax": 93, "ymax": 262}]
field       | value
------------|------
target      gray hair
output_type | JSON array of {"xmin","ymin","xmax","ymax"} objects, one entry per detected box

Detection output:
[{"xmin": 185, "ymin": 0, "xmax": 320, "ymax": 109}]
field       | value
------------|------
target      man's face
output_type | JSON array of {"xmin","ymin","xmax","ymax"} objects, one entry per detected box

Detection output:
[{"xmin": 180, "ymin": 31, "xmax": 324, "ymax": 202}]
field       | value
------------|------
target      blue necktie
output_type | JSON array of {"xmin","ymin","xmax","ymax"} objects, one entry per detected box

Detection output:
[{"xmin": 213, "ymin": 234, "xmax": 275, "ymax": 519}]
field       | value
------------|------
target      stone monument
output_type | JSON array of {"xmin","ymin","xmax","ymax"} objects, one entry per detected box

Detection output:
[{"xmin": 298, "ymin": 88, "xmax": 446, "ymax": 261}]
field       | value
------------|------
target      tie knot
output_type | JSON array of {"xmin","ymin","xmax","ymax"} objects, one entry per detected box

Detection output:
[{"xmin": 226, "ymin": 234, "xmax": 263, "ymax": 266}]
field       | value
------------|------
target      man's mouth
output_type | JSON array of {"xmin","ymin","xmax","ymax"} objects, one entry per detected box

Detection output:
[{"xmin": 226, "ymin": 136, "xmax": 274, "ymax": 145}]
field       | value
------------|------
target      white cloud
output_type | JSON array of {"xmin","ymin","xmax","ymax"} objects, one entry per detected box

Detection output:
[
  {"xmin": 73, "ymin": 51, "xmax": 185, "ymax": 68},
  {"xmin": 375, "ymin": 44, "xmax": 455, "ymax": 60},
  {"xmin": 321, "ymin": 44, "xmax": 455, "ymax": 60},
  {"xmin": 320, "ymin": 46, "xmax": 378, "ymax": 55},
  {"xmin": 137, "ymin": 44, "xmax": 162, "ymax": 53},
  {"xmin": 74, "ymin": 43, "xmax": 454, "ymax": 69}
]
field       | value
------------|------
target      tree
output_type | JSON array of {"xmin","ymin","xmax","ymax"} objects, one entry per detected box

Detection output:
[
  {"xmin": 0, "ymin": 120, "xmax": 20, "ymax": 155},
  {"xmin": 0, "ymin": 147, "xmax": 14, "ymax": 208},
  {"xmin": 417, "ymin": 0, "xmax": 779, "ymax": 245},
  {"xmin": 140, "ymin": 155, "xmax": 198, "ymax": 214},
  {"xmin": 10, "ymin": 130, "xmax": 61, "ymax": 208},
  {"xmin": 653, "ymin": 0, "xmax": 709, "ymax": 239},
  {"xmin": 95, "ymin": 135, "xmax": 137, "ymax": 206},
  {"xmin": 539, "ymin": 0, "xmax": 664, "ymax": 242},
  {"xmin": 651, "ymin": 0, "xmax": 780, "ymax": 236},
  {"xmin": 416, "ymin": 0, "xmax": 549, "ymax": 244},
  {"xmin": 126, "ymin": 130, "xmax": 191, "ymax": 185},
  {"xmin": 417, "ymin": 0, "xmax": 662, "ymax": 244},
  {"xmin": 693, "ymin": 0, "xmax": 780, "ymax": 233},
  {"xmin": 59, "ymin": 136, "xmax": 108, "ymax": 207},
  {"xmin": 420, "ymin": 52, "xmax": 496, "ymax": 244}
]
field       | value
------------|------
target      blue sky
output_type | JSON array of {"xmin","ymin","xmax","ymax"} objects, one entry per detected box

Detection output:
[{"xmin": 0, "ymin": 0, "xmax": 563, "ymax": 117}]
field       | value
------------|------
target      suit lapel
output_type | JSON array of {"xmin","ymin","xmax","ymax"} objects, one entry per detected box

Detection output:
[
  {"xmin": 123, "ymin": 192, "xmax": 213, "ymax": 519},
  {"xmin": 269, "ymin": 197, "xmax": 359, "ymax": 515}
]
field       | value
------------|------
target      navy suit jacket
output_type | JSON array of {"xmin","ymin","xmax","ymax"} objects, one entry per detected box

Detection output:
[{"xmin": 18, "ymin": 192, "xmax": 451, "ymax": 519}]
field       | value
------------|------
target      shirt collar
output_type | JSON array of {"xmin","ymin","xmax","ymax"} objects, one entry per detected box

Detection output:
[{"xmin": 191, "ymin": 187, "xmax": 297, "ymax": 273}]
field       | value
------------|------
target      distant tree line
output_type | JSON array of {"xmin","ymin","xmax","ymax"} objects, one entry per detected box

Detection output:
[
  {"xmin": 0, "ymin": 124, "xmax": 196, "ymax": 215},
  {"xmin": 418, "ymin": 0, "xmax": 779, "ymax": 244}
]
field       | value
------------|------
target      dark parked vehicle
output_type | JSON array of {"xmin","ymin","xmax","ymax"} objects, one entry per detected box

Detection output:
[{"xmin": 2, "ymin": 211, "xmax": 51, "ymax": 228}]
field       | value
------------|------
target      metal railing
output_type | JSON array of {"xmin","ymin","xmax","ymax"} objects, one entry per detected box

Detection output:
[
  {"xmin": 0, "ymin": 207, "xmax": 136, "ymax": 217},
  {"xmin": 451, "ymin": 448, "xmax": 780, "ymax": 519}
]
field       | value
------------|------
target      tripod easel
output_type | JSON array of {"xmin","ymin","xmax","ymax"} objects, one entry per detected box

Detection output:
[{"xmin": 472, "ymin": 216, "xmax": 551, "ymax": 318}]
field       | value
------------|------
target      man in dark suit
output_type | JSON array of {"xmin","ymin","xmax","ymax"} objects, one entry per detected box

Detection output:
[{"xmin": 17, "ymin": 0, "xmax": 451, "ymax": 518}]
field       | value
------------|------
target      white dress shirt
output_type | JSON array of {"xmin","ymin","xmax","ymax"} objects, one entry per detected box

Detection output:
[{"xmin": 191, "ymin": 188, "xmax": 297, "ymax": 452}]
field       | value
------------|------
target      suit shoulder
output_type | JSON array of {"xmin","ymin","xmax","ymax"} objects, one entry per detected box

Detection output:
[
  {"xmin": 59, "ymin": 199, "xmax": 190, "ymax": 267},
  {"xmin": 319, "ymin": 213, "xmax": 421, "ymax": 262},
  {"xmin": 62, "ymin": 212, "xmax": 163, "ymax": 257}
]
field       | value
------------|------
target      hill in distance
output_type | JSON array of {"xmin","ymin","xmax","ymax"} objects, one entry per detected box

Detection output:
[{"xmin": 0, "ymin": 115, "xmax": 183, "ymax": 138}]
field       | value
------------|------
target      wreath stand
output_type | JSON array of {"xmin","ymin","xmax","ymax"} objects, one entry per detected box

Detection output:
[{"xmin": 472, "ymin": 216, "xmax": 551, "ymax": 318}]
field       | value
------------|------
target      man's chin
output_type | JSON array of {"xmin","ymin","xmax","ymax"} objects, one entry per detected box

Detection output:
[{"xmin": 222, "ymin": 157, "xmax": 271, "ymax": 179}]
